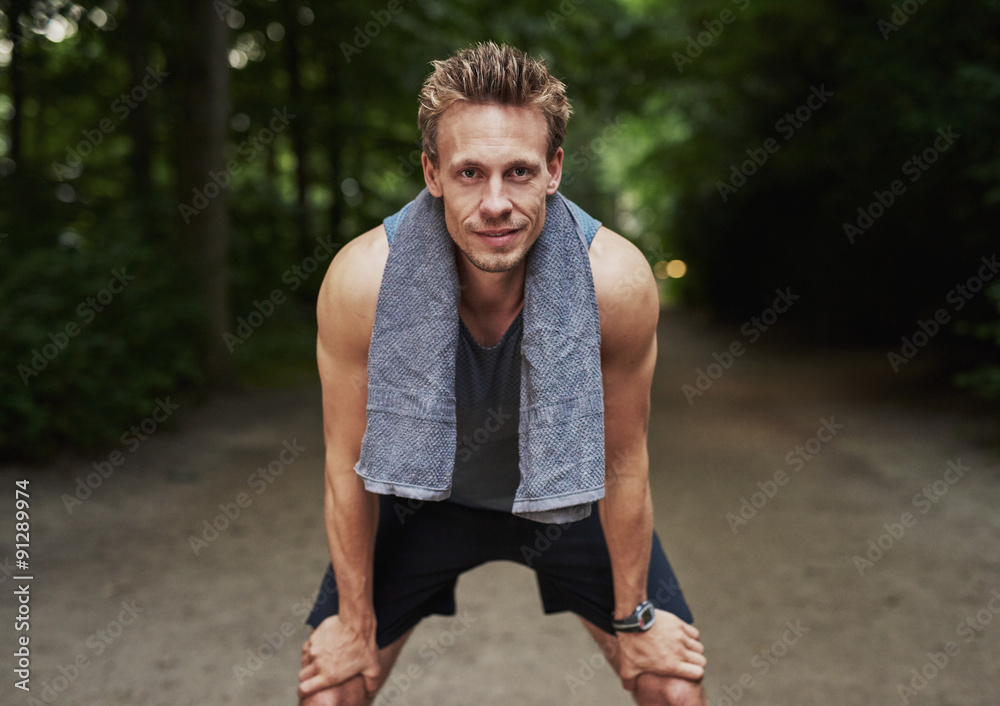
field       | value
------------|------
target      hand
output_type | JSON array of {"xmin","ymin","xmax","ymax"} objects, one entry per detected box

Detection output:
[
  {"xmin": 297, "ymin": 615, "xmax": 380, "ymax": 699},
  {"xmin": 616, "ymin": 610, "xmax": 706, "ymax": 691}
]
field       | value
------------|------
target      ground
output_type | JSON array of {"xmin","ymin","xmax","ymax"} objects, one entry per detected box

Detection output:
[{"xmin": 2, "ymin": 310, "xmax": 999, "ymax": 705}]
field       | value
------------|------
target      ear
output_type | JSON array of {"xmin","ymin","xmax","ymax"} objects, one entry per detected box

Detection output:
[
  {"xmin": 422, "ymin": 152, "xmax": 443, "ymax": 197},
  {"xmin": 545, "ymin": 147, "xmax": 563, "ymax": 195}
]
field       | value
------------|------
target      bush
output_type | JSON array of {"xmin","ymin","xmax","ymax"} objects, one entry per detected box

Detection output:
[
  {"xmin": 955, "ymin": 282, "xmax": 1000, "ymax": 401},
  {"xmin": 0, "ymin": 230, "xmax": 206, "ymax": 462}
]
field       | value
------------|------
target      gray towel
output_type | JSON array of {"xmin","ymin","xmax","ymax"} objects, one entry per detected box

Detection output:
[{"xmin": 355, "ymin": 188, "xmax": 605, "ymax": 523}]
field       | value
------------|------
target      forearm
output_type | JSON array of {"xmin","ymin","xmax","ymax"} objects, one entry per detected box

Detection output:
[
  {"xmin": 324, "ymin": 464, "xmax": 379, "ymax": 632},
  {"xmin": 598, "ymin": 448, "xmax": 654, "ymax": 618}
]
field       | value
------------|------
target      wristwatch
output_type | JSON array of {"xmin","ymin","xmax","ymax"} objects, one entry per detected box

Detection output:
[{"xmin": 612, "ymin": 600, "xmax": 656, "ymax": 633}]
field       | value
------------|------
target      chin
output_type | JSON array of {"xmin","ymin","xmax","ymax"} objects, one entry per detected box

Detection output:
[{"xmin": 463, "ymin": 248, "xmax": 527, "ymax": 274}]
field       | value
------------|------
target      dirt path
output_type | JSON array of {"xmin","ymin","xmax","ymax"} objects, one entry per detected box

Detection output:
[{"xmin": 2, "ymin": 311, "xmax": 999, "ymax": 705}]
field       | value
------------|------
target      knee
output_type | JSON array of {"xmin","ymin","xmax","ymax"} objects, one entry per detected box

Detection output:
[
  {"xmin": 633, "ymin": 673, "xmax": 705, "ymax": 706},
  {"xmin": 300, "ymin": 675, "xmax": 371, "ymax": 706}
]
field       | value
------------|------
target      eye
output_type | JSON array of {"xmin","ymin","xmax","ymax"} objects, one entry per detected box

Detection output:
[
  {"xmin": 513, "ymin": 167, "xmax": 530, "ymax": 177},
  {"xmin": 461, "ymin": 169, "xmax": 477, "ymax": 179}
]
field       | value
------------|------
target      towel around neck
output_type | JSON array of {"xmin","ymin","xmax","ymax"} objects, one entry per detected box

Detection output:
[{"xmin": 355, "ymin": 188, "xmax": 605, "ymax": 524}]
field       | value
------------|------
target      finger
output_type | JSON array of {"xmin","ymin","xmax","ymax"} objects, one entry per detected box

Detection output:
[
  {"xmin": 675, "ymin": 661, "xmax": 705, "ymax": 682},
  {"xmin": 618, "ymin": 662, "xmax": 641, "ymax": 682},
  {"xmin": 297, "ymin": 674, "xmax": 333, "ymax": 700},
  {"xmin": 363, "ymin": 674, "xmax": 380, "ymax": 696},
  {"xmin": 301, "ymin": 648, "xmax": 312, "ymax": 668},
  {"xmin": 685, "ymin": 650, "xmax": 708, "ymax": 668},
  {"xmin": 684, "ymin": 635, "xmax": 706, "ymax": 654},
  {"xmin": 297, "ymin": 662, "xmax": 318, "ymax": 683},
  {"xmin": 620, "ymin": 676, "xmax": 637, "ymax": 692},
  {"xmin": 681, "ymin": 622, "xmax": 700, "ymax": 640}
]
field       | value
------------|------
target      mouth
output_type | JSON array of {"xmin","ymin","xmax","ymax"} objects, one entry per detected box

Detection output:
[
  {"xmin": 476, "ymin": 228, "xmax": 519, "ymax": 237},
  {"xmin": 472, "ymin": 225, "xmax": 525, "ymax": 247}
]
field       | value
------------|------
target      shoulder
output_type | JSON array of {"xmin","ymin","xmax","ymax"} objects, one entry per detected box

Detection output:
[
  {"xmin": 588, "ymin": 226, "xmax": 659, "ymax": 353},
  {"xmin": 317, "ymin": 223, "xmax": 389, "ymax": 355}
]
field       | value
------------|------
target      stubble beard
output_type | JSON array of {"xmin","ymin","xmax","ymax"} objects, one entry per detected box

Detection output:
[{"xmin": 453, "ymin": 205, "xmax": 545, "ymax": 274}]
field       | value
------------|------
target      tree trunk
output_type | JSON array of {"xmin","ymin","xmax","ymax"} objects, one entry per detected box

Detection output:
[
  {"xmin": 125, "ymin": 0, "xmax": 152, "ymax": 202},
  {"xmin": 283, "ymin": 2, "xmax": 311, "ymax": 258},
  {"xmin": 7, "ymin": 0, "xmax": 29, "ymax": 169},
  {"xmin": 175, "ymin": 0, "xmax": 233, "ymax": 386}
]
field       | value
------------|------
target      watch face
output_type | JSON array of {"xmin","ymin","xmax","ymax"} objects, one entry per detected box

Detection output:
[{"xmin": 638, "ymin": 604, "xmax": 655, "ymax": 629}]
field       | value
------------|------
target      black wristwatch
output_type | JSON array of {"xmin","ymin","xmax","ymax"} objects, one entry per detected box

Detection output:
[{"xmin": 612, "ymin": 600, "xmax": 656, "ymax": 633}]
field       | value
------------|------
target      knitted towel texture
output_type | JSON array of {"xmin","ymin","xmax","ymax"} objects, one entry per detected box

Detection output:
[{"xmin": 355, "ymin": 188, "xmax": 605, "ymax": 523}]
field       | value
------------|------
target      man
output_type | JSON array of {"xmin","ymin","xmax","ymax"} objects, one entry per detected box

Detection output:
[{"xmin": 298, "ymin": 42, "xmax": 706, "ymax": 705}]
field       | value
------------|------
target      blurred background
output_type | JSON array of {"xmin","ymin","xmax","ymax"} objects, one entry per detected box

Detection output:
[
  {"xmin": 3, "ymin": 2, "xmax": 1000, "ymax": 705},
  {"xmin": 2, "ymin": 0, "xmax": 998, "ymax": 460}
]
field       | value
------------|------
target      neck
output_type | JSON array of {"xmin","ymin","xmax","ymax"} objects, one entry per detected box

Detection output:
[{"xmin": 454, "ymin": 247, "xmax": 525, "ymax": 320}]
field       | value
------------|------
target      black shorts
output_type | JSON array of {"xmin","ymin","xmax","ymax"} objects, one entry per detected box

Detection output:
[{"xmin": 306, "ymin": 496, "xmax": 693, "ymax": 648}]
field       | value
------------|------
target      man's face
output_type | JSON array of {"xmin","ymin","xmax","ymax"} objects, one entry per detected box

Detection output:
[{"xmin": 422, "ymin": 103, "xmax": 563, "ymax": 274}]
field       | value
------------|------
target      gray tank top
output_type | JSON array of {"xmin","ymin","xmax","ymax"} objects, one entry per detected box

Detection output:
[{"xmin": 448, "ymin": 310, "xmax": 524, "ymax": 511}]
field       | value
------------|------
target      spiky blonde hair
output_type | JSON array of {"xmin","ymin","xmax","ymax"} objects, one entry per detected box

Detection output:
[{"xmin": 418, "ymin": 41, "xmax": 572, "ymax": 166}]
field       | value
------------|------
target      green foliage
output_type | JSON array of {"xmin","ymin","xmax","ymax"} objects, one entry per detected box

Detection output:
[
  {"xmin": 0, "ymin": 217, "xmax": 205, "ymax": 461},
  {"xmin": 614, "ymin": 0, "xmax": 1000, "ymax": 344},
  {"xmin": 3, "ymin": 0, "xmax": 999, "ymax": 459},
  {"xmin": 955, "ymin": 282, "xmax": 1000, "ymax": 400}
]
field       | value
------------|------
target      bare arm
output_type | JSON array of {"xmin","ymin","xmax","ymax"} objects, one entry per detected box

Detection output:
[
  {"xmin": 591, "ymin": 227, "xmax": 706, "ymax": 687},
  {"xmin": 298, "ymin": 226, "xmax": 389, "ymax": 699}
]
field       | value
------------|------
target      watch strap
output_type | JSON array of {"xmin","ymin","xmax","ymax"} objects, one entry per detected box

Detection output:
[{"xmin": 612, "ymin": 600, "xmax": 656, "ymax": 632}]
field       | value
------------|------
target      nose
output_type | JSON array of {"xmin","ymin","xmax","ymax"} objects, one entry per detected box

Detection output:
[{"xmin": 479, "ymin": 175, "xmax": 513, "ymax": 222}]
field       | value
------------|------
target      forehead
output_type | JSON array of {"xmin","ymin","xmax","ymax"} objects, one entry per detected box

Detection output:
[{"xmin": 435, "ymin": 102, "xmax": 548, "ymax": 165}]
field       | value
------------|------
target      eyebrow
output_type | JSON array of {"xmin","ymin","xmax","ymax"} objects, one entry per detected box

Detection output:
[{"xmin": 450, "ymin": 157, "xmax": 538, "ymax": 171}]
